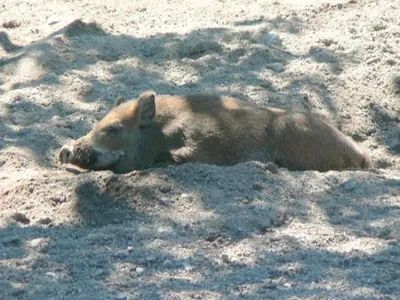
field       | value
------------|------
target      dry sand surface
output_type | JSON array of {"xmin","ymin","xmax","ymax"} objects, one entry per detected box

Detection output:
[{"xmin": 1, "ymin": 0, "xmax": 400, "ymax": 299}]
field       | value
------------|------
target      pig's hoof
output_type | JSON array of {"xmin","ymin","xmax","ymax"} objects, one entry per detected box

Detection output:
[{"xmin": 59, "ymin": 145, "xmax": 73, "ymax": 164}]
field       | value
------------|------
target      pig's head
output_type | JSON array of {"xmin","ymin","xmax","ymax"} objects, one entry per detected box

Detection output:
[{"xmin": 59, "ymin": 91, "xmax": 156, "ymax": 173}]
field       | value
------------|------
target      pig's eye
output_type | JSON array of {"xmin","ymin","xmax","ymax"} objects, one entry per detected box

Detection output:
[{"xmin": 103, "ymin": 123, "xmax": 125, "ymax": 135}]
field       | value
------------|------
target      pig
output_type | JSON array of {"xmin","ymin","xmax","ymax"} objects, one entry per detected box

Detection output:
[{"xmin": 58, "ymin": 91, "xmax": 372, "ymax": 173}]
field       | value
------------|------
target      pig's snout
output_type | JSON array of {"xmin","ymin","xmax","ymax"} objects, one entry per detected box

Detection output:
[
  {"xmin": 59, "ymin": 145, "xmax": 74, "ymax": 164},
  {"xmin": 58, "ymin": 142, "xmax": 99, "ymax": 169}
]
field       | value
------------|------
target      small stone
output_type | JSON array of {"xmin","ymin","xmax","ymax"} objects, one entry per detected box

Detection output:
[
  {"xmin": 337, "ymin": 3, "xmax": 343, "ymax": 9},
  {"xmin": 2, "ymin": 20, "xmax": 21, "ymax": 29},
  {"xmin": 136, "ymin": 266, "xmax": 145, "ymax": 274},
  {"xmin": 262, "ymin": 33, "xmax": 282, "ymax": 45},
  {"xmin": 262, "ymin": 282, "xmax": 278, "ymax": 289},
  {"xmin": 145, "ymin": 255, "xmax": 156, "ymax": 262},
  {"xmin": 45, "ymin": 272, "xmax": 57, "ymax": 279},
  {"xmin": 37, "ymin": 217, "xmax": 52, "ymax": 225},
  {"xmin": 116, "ymin": 295, "xmax": 128, "ymax": 300},
  {"xmin": 385, "ymin": 179, "xmax": 400, "ymax": 186},
  {"xmin": 341, "ymin": 112, "xmax": 351, "ymax": 119},
  {"xmin": 310, "ymin": 48, "xmax": 331, "ymax": 63},
  {"xmin": 78, "ymin": 84, "xmax": 93, "ymax": 96},
  {"xmin": 373, "ymin": 23, "xmax": 387, "ymax": 31},
  {"xmin": 205, "ymin": 233, "xmax": 221, "ymax": 242},
  {"xmin": 2, "ymin": 237, "xmax": 21, "ymax": 247},
  {"xmin": 157, "ymin": 226, "xmax": 174, "ymax": 234},
  {"xmin": 184, "ymin": 263, "xmax": 194, "ymax": 271},
  {"xmin": 366, "ymin": 127, "xmax": 376, "ymax": 136},
  {"xmin": 265, "ymin": 162, "xmax": 279, "ymax": 174},
  {"xmin": 66, "ymin": 167, "xmax": 82, "ymax": 175},
  {"xmin": 47, "ymin": 16, "xmax": 59, "ymax": 25},
  {"xmin": 366, "ymin": 57, "xmax": 380, "ymax": 64},
  {"xmin": 283, "ymin": 282, "xmax": 295, "ymax": 288},
  {"xmin": 221, "ymin": 254, "xmax": 231, "ymax": 263},
  {"xmin": 127, "ymin": 246, "xmax": 134, "ymax": 253},
  {"xmin": 370, "ymin": 142, "xmax": 378, "ymax": 149},
  {"xmin": 86, "ymin": 48, "xmax": 101, "ymax": 57},
  {"xmin": 375, "ymin": 158, "xmax": 392, "ymax": 168},
  {"xmin": 386, "ymin": 59, "xmax": 397, "ymax": 66},
  {"xmin": 51, "ymin": 116, "xmax": 69, "ymax": 128},
  {"xmin": 266, "ymin": 62, "xmax": 284, "ymax": 73},
  {"xmin": 378, "ymin": 228, "xmax": 392, "ymax": 239},
  {"xmin": 349, "ymin": 27, "xmax": 357, "ymax": 34},
  {"xmin": 258, "ymin": 194, "xmax": 267, "ymax": 201},
  {"xmin": 351, "ymin": 133, "xmax": 365, "ymax": 142},
  {"xmin": 252, "ymin": 183, "xmax": 263, "ymax": 190},
  {"xmin": 163, "ymin": 259, "xmax": 173, "ymax": 267},
  {"xmin": 94, "ymin": 269, "xmax": 105, "ymax": 277},
  {"xmin": 343, "ymin": 180, "xmax": 358, "ymax": 191},
  {"xmin": 51, "ymin": 115, "xmax": 62, "ymax": 122},
  {"xmin": 320, "ymin": 38, "xmax": 334, "ymax": 47},
  {"xmin": 159, "ymin": 185, "xmax": 172, "ymax": 193},
  {"xmin": 158, "ymin": 198, "xmax": 170, "ymax": 206},
  {"xmin": 11, "ymin": 212, "xmax": 30, "ymax": 224},
  {"xmin": 374, "ymin": 106, "xmax": 395, "ymax": 123},
  {"xmin": 49, "ymin": 194, "xmax": 67, "ymax": 206},
  {"xmin": 27, "ymin": 238, "xmax": 49, "ymax": 253},
  {"xmin": 180, "ymin": 193, "xmax": 191, "ymax": 199},
  {"xmin": 393, "ymin": 75, "xmax": 400, "ymax": 85},
  {"xmin": 164, "ymin": 259, "xmax": 183, "ymax": 269}
]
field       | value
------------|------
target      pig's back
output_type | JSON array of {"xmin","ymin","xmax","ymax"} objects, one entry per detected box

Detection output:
[{"xmin": 154, "ymin": 95, "xmax": 282, "ymax": 164}]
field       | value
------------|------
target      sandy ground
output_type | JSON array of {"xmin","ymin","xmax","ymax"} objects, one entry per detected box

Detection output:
[{"xmin": 0, "ymin": 0, "xmax": 400, "ymax": 299}]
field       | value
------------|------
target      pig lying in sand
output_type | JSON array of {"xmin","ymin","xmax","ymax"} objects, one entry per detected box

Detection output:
[{"xmin": 59, "ymin": 91, "xmax": 372, "ymax": 173}]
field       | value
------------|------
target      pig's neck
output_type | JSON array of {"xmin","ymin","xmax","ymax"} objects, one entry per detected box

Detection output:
[{"xmin": 134, "ymin": 124, "xmax": 176, "ymax": 169}]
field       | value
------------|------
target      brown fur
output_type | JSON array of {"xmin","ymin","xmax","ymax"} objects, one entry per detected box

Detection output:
[{"xmin": 59, "ymin": 91, "xmax": 372, "ymax": 173}]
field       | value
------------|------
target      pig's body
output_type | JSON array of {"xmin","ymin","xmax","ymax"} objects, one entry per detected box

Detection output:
[{"xmin": 59, "ymin": 92, "xmax": 372, "ymax": 173}]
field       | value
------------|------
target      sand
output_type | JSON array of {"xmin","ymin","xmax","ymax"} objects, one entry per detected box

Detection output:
[{"xmin": 0, "ymin": 0, "xmax": 399, "ymax": 299}]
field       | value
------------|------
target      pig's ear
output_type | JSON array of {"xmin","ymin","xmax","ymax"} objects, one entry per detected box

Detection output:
[
  {"xmin": 137, "ymin": 91, "xmax": 156, "ymax": 126},
  {"xmin": 114, "ymin": 96, "xmax": 125, "ymax": 107}
]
